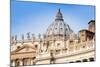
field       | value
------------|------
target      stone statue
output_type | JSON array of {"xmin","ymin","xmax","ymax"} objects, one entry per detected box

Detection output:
[
  {"xmin": 11, "ymin": 36, "xmax": 14, "ymax": 41},
  {"xmin": 14, "ymin": 35, "xmax": 17, "ymax": 44},
  {"xmin": 43, "ymin": 34, "xmax": 46, "ymax": 39},
  {"xmin": 15, "ymin": 35, "xmax": 17, "ymax": 41},
  {"xmin": 22, "ymin": 34, "xmax": 24, "ymax": 40},
  {"xmin": 38, "ymin": 33, "xmax": 41, "ymax": 39},
  {"xmin": 32, "ymin": 33, "xmax": 35, "ymax": 40},
  {"xmin": 27, "ymin": 32, "xmax": 30, "ymax": 40},
  {"xmin": 21, "ymin": 34, "xmax": 24, "ymax": 44},
  {"xmin": 11, "ymin": 36, "xmax": 14, "ymax": 44}
]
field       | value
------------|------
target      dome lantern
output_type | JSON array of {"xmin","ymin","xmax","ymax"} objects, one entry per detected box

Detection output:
[{"xmin": 55, "ymin": 8, "xmax": 64, "ymax": 21}]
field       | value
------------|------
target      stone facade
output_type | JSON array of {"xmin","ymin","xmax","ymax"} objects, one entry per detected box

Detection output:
[
  {"xmin": 11, "ymin": 9, "xmax": 95, "ymax": 66},
  {"xmin": 79, "ymin": 29, "xmax": 95, "ymax": 42}
]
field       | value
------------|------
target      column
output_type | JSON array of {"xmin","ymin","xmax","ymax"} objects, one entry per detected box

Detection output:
[
  {"xmin": 11, "ymin": 60, "xmax": 15, "ymax": 66},
  {"xmin": 30, "ymin": 58, "xmax": 33, "ymax": 65},
  {"xmin": 20, "ymin": 59, "xmax": 23, "ymax": 66}
]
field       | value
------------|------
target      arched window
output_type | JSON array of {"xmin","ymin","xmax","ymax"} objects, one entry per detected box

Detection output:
[
  {"xmin": 17, "ymin": 46, "xmax": 20, "ymax": 49},
  {"xmin": 57, "ymin": 43, "xmax": 60, "ymax": 46},
  {"xmin": 35, "ymin": 45, "xmax": 38, "ymax": 49},
  {"xmin": 82, "ymin": 59, "xmax": 88, "ymax": 62},
  {"xmin": 60, "ymin": 28, "xmax": 63, "ymax": 30},
  {"xmin": 69, "ymin": 61, "xmax": 74, "ymax": 63},
  {"xmin": 76, "ymin": 60, "xmax": 81, "ymax": 63},
  {"xmin": 89, "ymin": 58, "xmax": 94, "ymax": 62},
  {"xmin": 82, "ymin": 46, "xmax": 85, "ymax": 48}
]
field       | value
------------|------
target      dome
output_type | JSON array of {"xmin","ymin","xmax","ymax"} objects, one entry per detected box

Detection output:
[{"xmin": 46, "ymin": 9, "xmax": 73, "ymax": 38}]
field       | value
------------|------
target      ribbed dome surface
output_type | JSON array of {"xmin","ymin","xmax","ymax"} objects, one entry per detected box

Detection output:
[{"xmin": 46, "ymin": 9, "xmax": 73, "ymax": 37}]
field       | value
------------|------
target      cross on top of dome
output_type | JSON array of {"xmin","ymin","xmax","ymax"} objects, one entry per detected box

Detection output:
[{"xmin": 55, "ymin": 8, "xmax": 64, "ymax": 21}]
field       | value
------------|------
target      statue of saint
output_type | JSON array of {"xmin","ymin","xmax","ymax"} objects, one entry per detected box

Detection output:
[
  {"xmin": 15, "ymin": 35, "xmax": 17, "ymax": 41},
  {"xmin": 22, "ymin": 34, "xmax": 24, "ymax": 40},
  {"xmin": 27, "ymin": 32, "xmax": 30, "ymax": 40},
  {"xmin": 32, "ymin": 34, "xmax": 35, "ymax": 40}
]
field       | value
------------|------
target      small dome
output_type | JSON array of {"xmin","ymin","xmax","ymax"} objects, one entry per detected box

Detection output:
[{"xmin": 46, "ymin": 9, "xmax": 73, "ymax": 37}]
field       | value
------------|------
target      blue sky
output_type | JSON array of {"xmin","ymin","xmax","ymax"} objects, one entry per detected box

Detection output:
[{"xmin": 11, "ymin": 0, "xmax": 95, "ymax": 39}]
